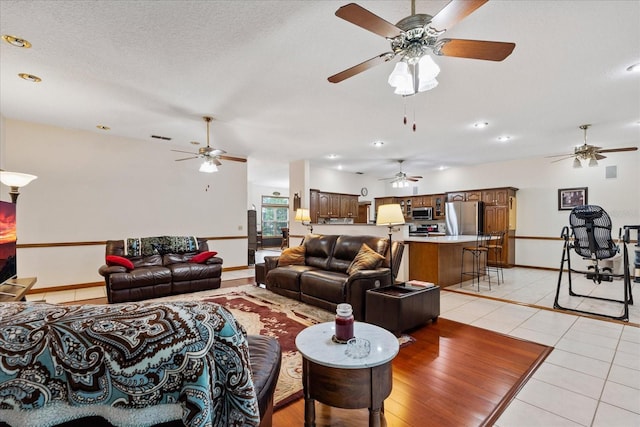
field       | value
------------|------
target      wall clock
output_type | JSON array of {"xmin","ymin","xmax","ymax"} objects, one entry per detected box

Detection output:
[{"xmin": 360, "ymin": 187, "xmax": 368, "ymax": 196}]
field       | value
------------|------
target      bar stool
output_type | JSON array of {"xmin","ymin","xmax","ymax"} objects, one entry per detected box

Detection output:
[
  {"xmin": 460, "ymin": 233, "xmax": 491, "ymax": 291},
  {"xmin": 483, "ymin": 230, "xmax": 505, "ymax": 285}
]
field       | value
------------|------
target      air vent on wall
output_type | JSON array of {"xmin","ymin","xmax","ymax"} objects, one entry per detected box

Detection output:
[{"xmin": 151, "ymin": 135, "xmax": 172, "ymax": 141}]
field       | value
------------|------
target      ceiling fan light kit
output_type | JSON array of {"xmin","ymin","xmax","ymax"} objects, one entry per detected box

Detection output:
[
  {"xmin": 547, "ymin": 123, "xmax": 638, "ymax": 167},
  {"xmin": 171, "ymin": 116, "xmax": 245, "ymax": 173}
]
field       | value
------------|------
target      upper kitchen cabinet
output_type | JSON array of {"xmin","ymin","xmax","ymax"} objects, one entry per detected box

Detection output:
[
  {"xmin": 311, "ymin": 189, "xmax": 360, "ymax": 222},
  {"xmin": 374, "ymin": 197, "xmax": 397, "ymax": 220},
  {"xmin": 432, "ymin": 194, "xmax": 445, "ymax": 219},
  {"xmin": 447, "ymin": 191, "xmax": 481, "ymax": 202},
  {"xmin": 482, "ymin": 187, "xmax": 517, "ymax": 206},
  {"xmin": 340, "ymin": 194, "xmax": 359, "ymax": 218}
]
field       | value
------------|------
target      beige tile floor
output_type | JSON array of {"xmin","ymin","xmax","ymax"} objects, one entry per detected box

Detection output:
[{"xmin": 26, "ymin": 253, "xmax": 640, "ymax": 427}]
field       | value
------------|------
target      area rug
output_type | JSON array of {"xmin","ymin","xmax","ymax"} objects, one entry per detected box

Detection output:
[{"xmin": 150, "ymin": 285, "xmax": 414, "ymax": 409}]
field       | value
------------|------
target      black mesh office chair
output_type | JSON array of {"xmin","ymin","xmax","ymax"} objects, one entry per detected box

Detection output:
[{"xmin": 553, "ymin": 205, "xmax": 634, "ymax": 321}]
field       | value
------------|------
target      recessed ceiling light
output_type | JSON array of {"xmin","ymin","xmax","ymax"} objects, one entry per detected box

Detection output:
[
  {"xmin": 96, "ymin": 125, "xmax": 110, "ymax": 131},
  {"xmin": 474, "ymin": 122, "xmax": 489, "ymax": 128},
  {"xmin": 438, "ymin": 166, "xmax": 448, "ymax": 171},
  {"xmin": 2, "ymin": 34, "xmax": 31, "ymax": 48},
  {"xmin": 328, "ymin": 154, "xmax": 338, "ymax": 159},
  {"xmin": 626, "ymin": 63, "xmax": 640, "ymax": 72},
  {"xmin": 337, "ymin": 164, "xmax": 343, "ymax": 170},
  {"xmin": 372, "ymin": 141, "xmax": 384, "ymax": 147},
  {"xmin": 18, "ymin": 73, "xmax": 41, "ymax": 82},
  {"xmin": 497, "ymin": 135, "xmax": 511, "ymax": 142}
]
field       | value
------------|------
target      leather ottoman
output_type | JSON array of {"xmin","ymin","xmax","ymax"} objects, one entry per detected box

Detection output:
[{"xmin": 365, "ymin": 284, "xmax": 440, "ymax": 336}]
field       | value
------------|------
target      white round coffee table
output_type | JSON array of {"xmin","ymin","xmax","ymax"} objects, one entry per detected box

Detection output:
[{"xmin": 295, "ymin": 321, "xmax": 399, "ymax": 427}]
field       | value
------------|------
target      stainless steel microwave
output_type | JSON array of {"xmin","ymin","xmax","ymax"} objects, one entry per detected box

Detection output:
[{"xmin": 412, "ymin": 207, "xmax": 433, "ymax": 220}]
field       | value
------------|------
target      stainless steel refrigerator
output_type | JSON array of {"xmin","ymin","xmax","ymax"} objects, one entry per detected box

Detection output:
[{"xmin": 445, "ymin": 201, "xmax": 484, "ymax": 235}]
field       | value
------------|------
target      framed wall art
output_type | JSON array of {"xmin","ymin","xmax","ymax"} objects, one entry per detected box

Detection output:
[{"xmin": 558, "ymin": 187, "xmax": 588, "ymax": 211}]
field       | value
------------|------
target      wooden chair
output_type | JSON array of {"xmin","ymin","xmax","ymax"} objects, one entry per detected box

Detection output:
[{"xmin": 280, "ymin": 227, "xmax": 289, "ymax": 250}]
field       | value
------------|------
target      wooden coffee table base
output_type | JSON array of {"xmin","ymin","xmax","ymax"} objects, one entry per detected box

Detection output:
[{"xmin": 302, "ymin": 358, "xmax": 393, "ymax": 427}]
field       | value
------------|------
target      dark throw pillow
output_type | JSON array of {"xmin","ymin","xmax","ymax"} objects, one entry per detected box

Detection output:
[
  {"xmin": 190, "ymin": 251, "xmax": 218, "ymax": 264},
  {"xmin": 106, "ymin": 255, "xmax": 134, "ymax": 270},
  {"xmin": 277, "ymin": 245, "xmax": 306, "ymax": 267},
  {"xmin": 346, "ymin": 243, "xmax": 385, "ymax": 275}
]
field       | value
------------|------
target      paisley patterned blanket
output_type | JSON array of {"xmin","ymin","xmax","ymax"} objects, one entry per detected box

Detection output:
[
  {"xmin": 0, "ymin": 301, "xmax": 259, "ymax": 427},
  {"xmin": 125, "ymin": 236, "xmax": 199, "ymax": 257}
]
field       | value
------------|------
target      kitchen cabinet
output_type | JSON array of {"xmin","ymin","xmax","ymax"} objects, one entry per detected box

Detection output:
[
  {"xmin": 447, "ymin": 192, "xmax": 466, "ymax": 202},
  {"xmin": 466, "ymin": 191, "xmax": 482, "ymax": 201},
  {"xmin": 482, "ymin": 188, "xmax": 510, "ymax": 206},
  {"xmin": 329, "ymin": 193, "xmax": 341, "ymax": 217},
  {"xmin": 313, "ymin": 190, "xmax": 360, "ymax": 220},
  {"xmin": 356, "ymin": 202, "xmax": 370, "ymax": 224},
  {"xmin": 447, "ymin": 191, "xmax": 482, "ymax": 202},
  {"xmin": 413, "ymin": 196, "xmax": 427, "ymax": 208},
  {"xmin": 432, "ymin": 194, "xmax": 445, "ymax": 219},
  {"xmin": 374, "ymin": 197, "xmax": 396, "ymax": 220},
  {"xmin": 310, "ymin": 189, "xmax": 319, "ymax": 223},
  {"xmin": 340, "ymin": 194, "xmax": 358, "ymax": 218},
  {"xmin": 399, "ymin": 197, "xmax": 413, "ymax": 219},
  {"xmin": 318, "ymin": 192, "xmax": 331, "ymax": 218},
  {"xmin": 483, "ymin": 187, "xmax": 518, "ymax": 267}
]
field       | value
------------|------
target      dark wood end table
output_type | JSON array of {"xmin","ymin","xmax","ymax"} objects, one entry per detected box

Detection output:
[{"xmin": 295, "ymin": 322, "xmax": 399, "ymax": 427}]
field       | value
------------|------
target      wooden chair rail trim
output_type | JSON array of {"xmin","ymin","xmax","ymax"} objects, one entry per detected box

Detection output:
[{"xmin": 17, "ymin": 235, "xmax": 248, "ymax": 249}]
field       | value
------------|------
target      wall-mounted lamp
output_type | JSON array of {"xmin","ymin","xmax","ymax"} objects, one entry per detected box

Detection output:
[
  {"xmin": 0, "ymin": 170, "xmax": 38, "ymax": 203},
  {"xmin": 376, "ymin": 204, "xmax": 405, "ymax": 283},
  {"xmin": 295, "ymin": 208, "xmax": 313, "ymax": 234}
]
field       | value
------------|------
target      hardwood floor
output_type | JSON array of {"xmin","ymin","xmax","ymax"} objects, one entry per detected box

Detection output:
[
  {"xmin": 273, "ymin": 319, "xmax": 551, "ymax": 427},
  {"xmin": 65, "ymin": 279, "xmax": 552, "ymax": 426}
]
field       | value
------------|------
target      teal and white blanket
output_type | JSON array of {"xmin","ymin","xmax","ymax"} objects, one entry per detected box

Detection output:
[
  {"xmin": 125, "ymin": 236, "xmax": 199, "ymax": 257},
  {"xmin": 0, "ymin": 301, "xmax": 259, "ymax": 427}
]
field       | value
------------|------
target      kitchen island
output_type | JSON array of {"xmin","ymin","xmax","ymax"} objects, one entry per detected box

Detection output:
[{"xmin": 405, "ymin": 235, "xmax": 485, "ymax": 287}]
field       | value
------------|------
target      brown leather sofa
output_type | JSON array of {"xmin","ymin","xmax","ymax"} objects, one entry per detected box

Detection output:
[
  {"xmin": 264, "ymin": 234, "xmax": 404, "ymax": 321},
  {"xmin": 98, "ymin": 237, "xmax": 222, "ymax": 303}
]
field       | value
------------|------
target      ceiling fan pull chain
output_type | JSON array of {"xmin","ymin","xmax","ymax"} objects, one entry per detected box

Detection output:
[
  {"xmin": 413, "ymin": 96, "xmax": 416, "ymax": 132},
  {"xmin": 403, "ymin": 96, "xmax": 407, "ymax": 125}
]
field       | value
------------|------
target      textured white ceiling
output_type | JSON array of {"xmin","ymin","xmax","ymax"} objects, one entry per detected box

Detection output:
[{"xmin": 1, "ymin": 0, "xmax": 639, "ymax": 188}]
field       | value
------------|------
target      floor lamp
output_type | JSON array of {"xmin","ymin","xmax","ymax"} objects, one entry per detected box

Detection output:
[
  {"xmin": 376, "ymin": 204, "xmax": 405, "ymax": 284},
  {"xmin": 0, "ymin": 170, "xmax": 38, "ymax": 203}
]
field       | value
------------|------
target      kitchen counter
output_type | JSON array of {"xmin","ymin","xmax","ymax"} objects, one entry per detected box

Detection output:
[
  {"xmin": 405, "ymin": 235, "xmax": 478, "ymax": 243},
  {"xmin": 406, "ymin": 235, "xmax": 485, "ymax": 287}
]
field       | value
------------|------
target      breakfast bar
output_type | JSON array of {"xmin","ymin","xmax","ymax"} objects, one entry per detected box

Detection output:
[{"xmin": 405, "ymin": 235, "xmax": 485, "ymax": 287}]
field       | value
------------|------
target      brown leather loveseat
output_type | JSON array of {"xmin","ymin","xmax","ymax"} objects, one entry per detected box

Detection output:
[
  {"xmin": 98, "ymin": 236, "xmax": 222, "ymax": 303},
  {"xmin": 264, "ymin": 234, "xmax": 404, "ymax": 321}
]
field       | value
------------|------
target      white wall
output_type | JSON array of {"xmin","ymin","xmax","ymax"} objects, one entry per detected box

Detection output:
[
  {"xmin": 298, "ymin": 151, "xmax": 639, "ymax": 270},
  {"xmin": 1, "ymin": 118, "xmax": 249, "ymax": 289}
]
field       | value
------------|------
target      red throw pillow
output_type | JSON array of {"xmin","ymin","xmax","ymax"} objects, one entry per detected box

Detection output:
[
  {"xmin": 190, "ymin": 251, "xmax": 218, "ymax": 264},
  {"xmin": 106, "ymin": 255, "xmax": 134, "ymax": 270}
]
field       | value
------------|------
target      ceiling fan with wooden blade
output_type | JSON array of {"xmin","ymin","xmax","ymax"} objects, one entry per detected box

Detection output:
[
  {"xmin": 171, "ymin": 116, "xmax": 246, "ymax": 172},
  {"xmin": 328, "ymin": 0, "xmax": 515, "ymax": 84},
  {"xmin": 546, "ymin": 124, "xmax": 638, "ymax": 167},
  {"xmin": 379, "ymin": 160, "xmax": 423, "ymax": 187}
]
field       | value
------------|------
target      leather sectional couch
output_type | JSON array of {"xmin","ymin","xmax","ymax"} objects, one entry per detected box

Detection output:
[
  {"xmin": 98, "ymin": 236, "xmax": 222, "ymax": 303},
  {"xmin": 264, "ymin": 234, "xmax": 404, "ymax": 321}
]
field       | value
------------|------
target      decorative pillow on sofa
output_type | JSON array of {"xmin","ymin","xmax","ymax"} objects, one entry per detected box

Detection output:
[
  {"xmin": 346, "ymin": 243, "xmax": 385, "ymax": 275},
  {"xmin": 106, "ymin": 255, "xmax": 134, "ymax": 270},
  {"xmin": 277, "ymin": 245, "xmax": 306, "ymax": 267},
  {"xmin": 190, "ymin": 251, "xmax": 218, "ymax": 264}
]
